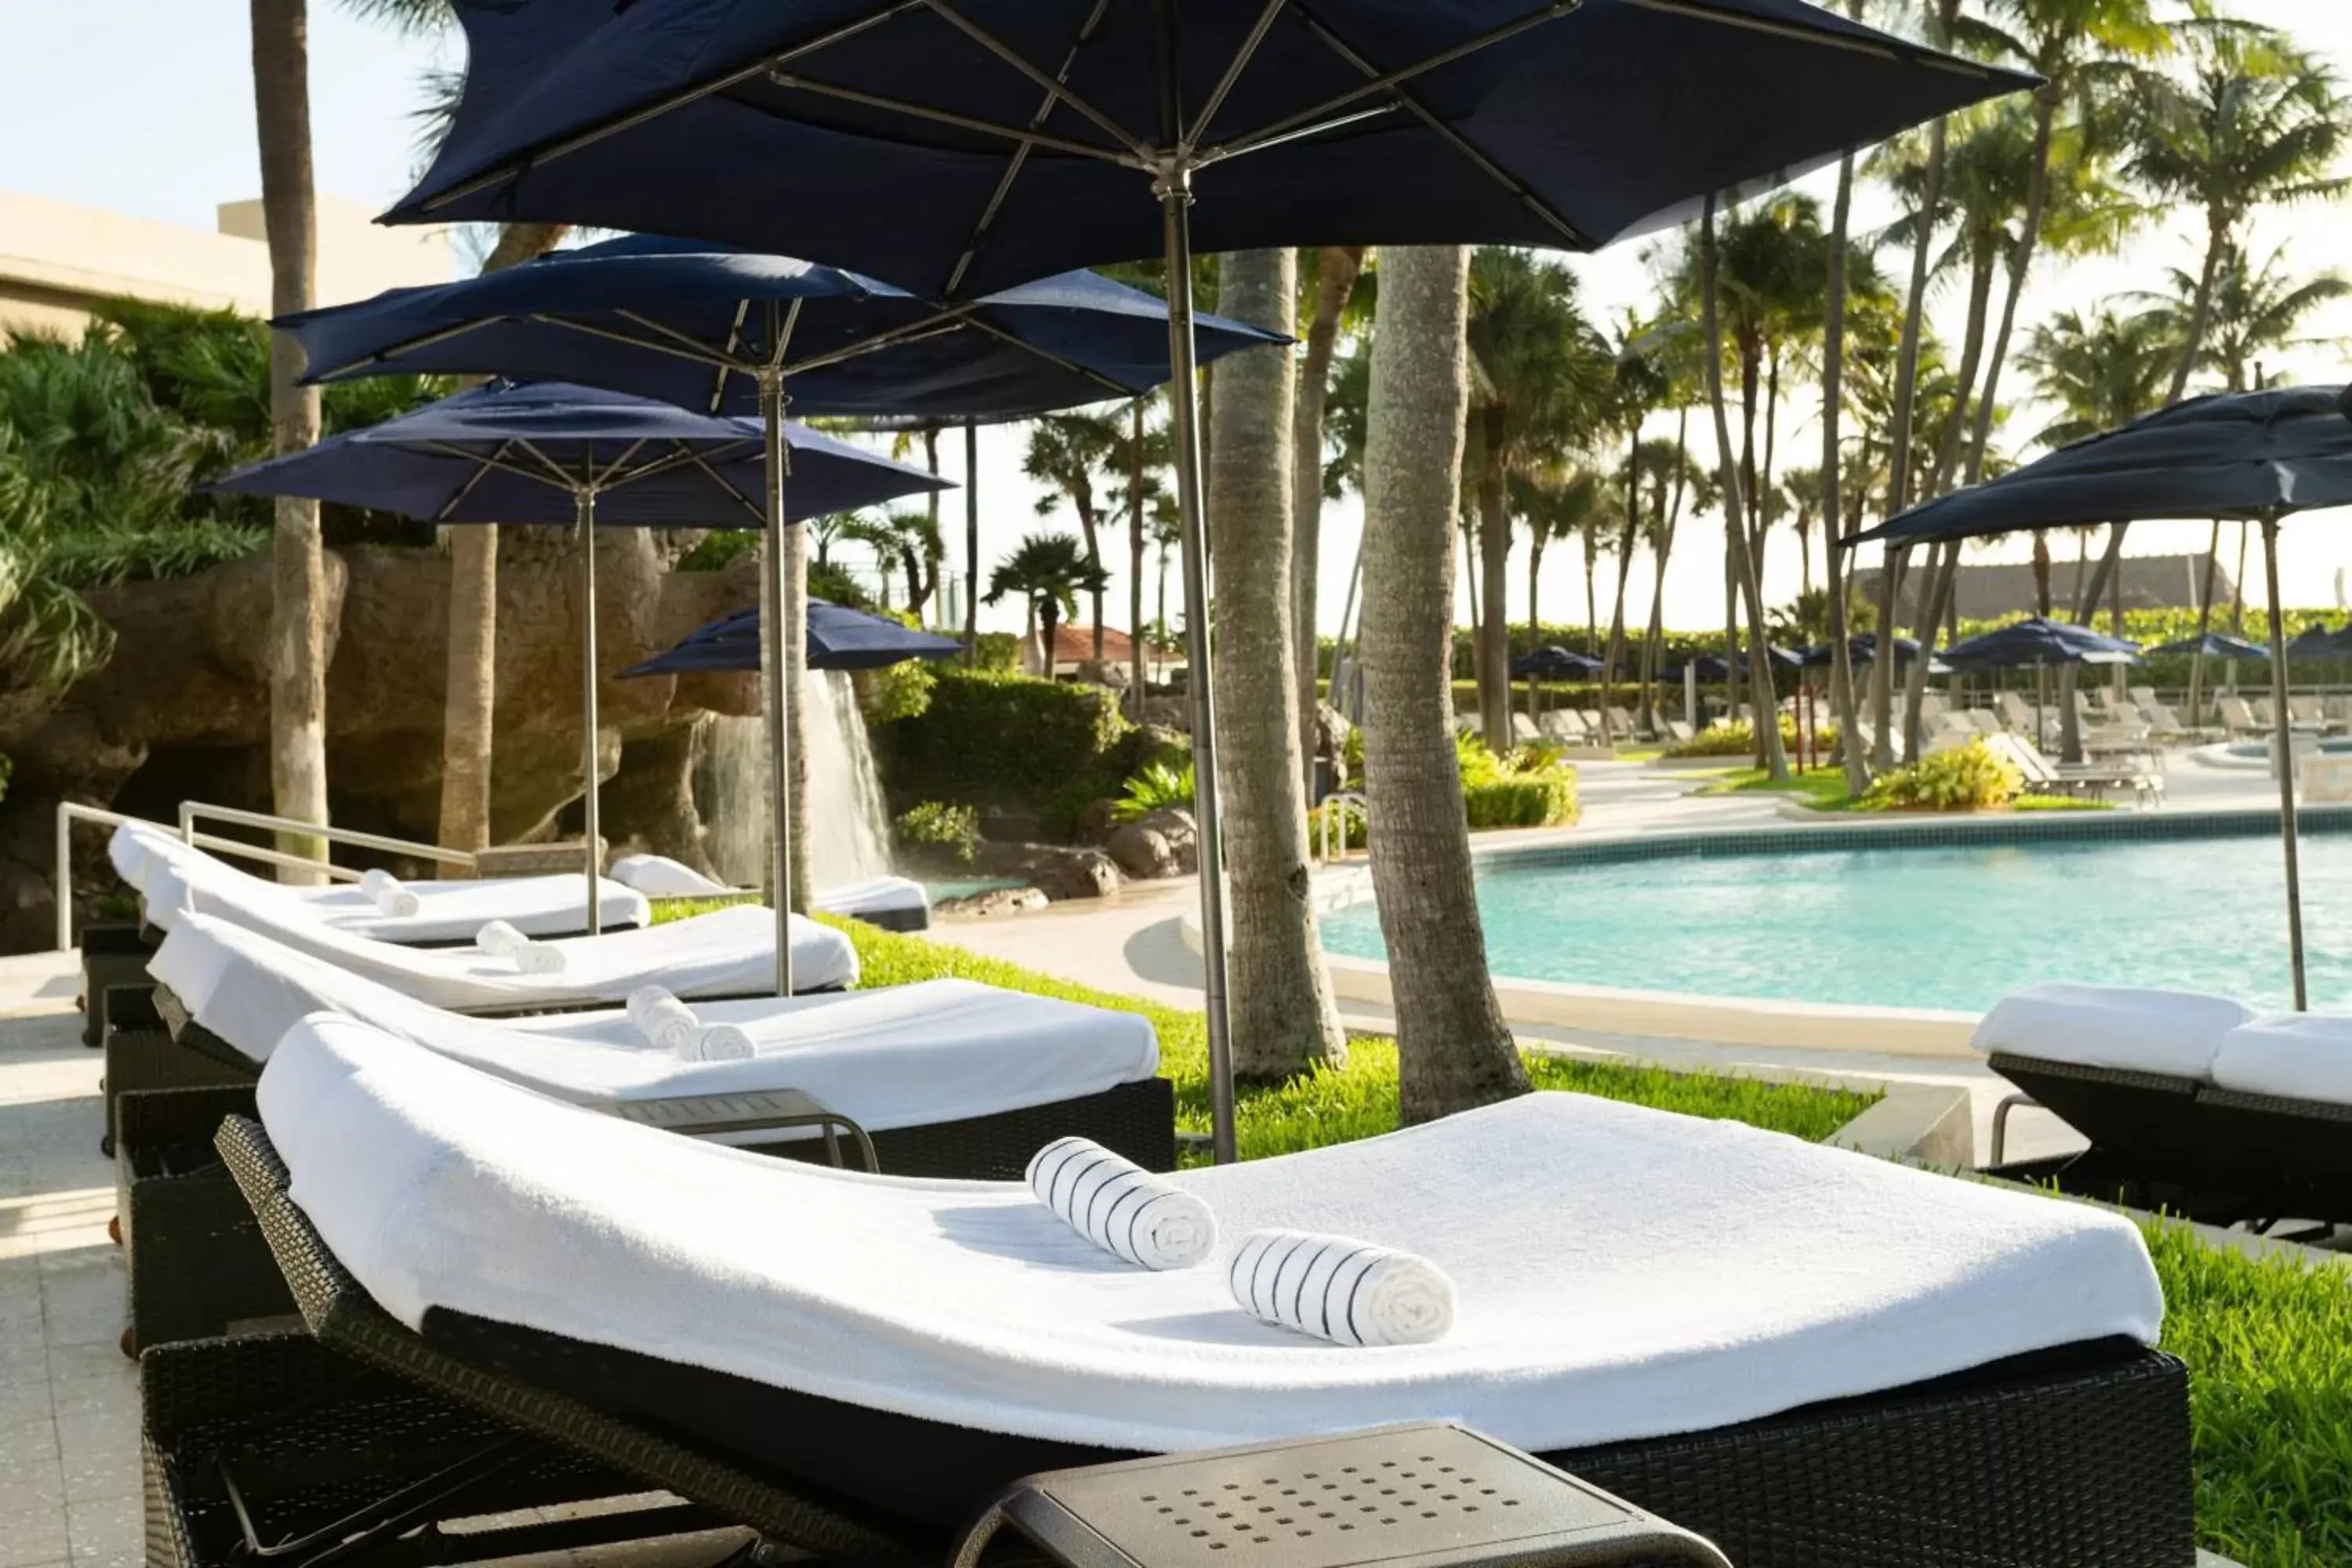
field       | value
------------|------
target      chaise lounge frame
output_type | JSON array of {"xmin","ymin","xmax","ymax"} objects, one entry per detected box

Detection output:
[{"xmin": 185, "ymin": 1115, "xmax": 2199, "ymax": 1568}]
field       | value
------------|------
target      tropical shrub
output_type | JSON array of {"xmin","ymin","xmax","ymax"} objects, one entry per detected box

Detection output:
[
  {"xmin": 1664, "ymin": 720, "xmax": 1759, "ymax": 758},
  {"xmin": 1306, "ymin": 796, "xmax": 1368, "ymax": 852},
  {"xmin": 1113, "ymin": 760, "xmax": 1195, "ymax": 822},
  {"xmin": 1862, "ymin": 739, "xmax": 2022, "ymax": 812},
  {"xmin": 676, "ymin": 530, "xmax": 755, "ymax": 571},
  {"xmin": 893, "ymin": 800, "xmax": 978, "ymax": 865},
  {"xmin": 871, "ymin": 666, "xmax": 1130, "ymax": 812},
  {"xmin": 1457, "ymin": 734, "xmax": 1580, "ymax": 828},
  {"xmin": 974, "ymin": 630, "xmax": 1022, "ymax": 672}
]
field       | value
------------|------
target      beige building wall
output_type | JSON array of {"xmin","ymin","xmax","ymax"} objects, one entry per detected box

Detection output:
[{"xmin": 0, "ymin": 189, "xmax": 449, "ymax": 339}]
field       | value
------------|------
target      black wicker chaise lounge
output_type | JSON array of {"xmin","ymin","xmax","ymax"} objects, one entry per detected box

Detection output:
[{"xmin": 172, "ymin": 1016, "xmax": 2197, "ymax": 1568}]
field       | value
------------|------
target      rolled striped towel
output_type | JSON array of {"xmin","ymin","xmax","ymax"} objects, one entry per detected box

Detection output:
[
  {"xmin": 626, "ymin": 985, "xmax": 698, "ymax": 1054},
  {"xmin": 1026, "ymin": 1137, "xmax": 1215, "ymax": 1269},
  {"xmin": 477, "ymin": 920, "xmax": 567, "ymax": 974},
  {"xmin": 1228, "ymin": 1230, "xmax": 1457, "ymax": 1347},
  {"xmin": 360, "ymin": 868, "xmax": 421, "ymax": 916}
]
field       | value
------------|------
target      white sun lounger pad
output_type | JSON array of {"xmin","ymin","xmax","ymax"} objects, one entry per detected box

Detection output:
[
  {"xmin": 263, "ymin": 1015, "xmax": 2162, "ymax": 1459},
  {"xmin": 151, "ymin": 913, "xmax": 1152, "ymax": 1133}
]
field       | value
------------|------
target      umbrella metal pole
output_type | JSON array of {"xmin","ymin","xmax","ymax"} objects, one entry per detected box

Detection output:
[
  {"xmin": 576, "ymin": 486, "xmax": 603, "ymax": 935},
  {"xmin": 965, "ymin": 419, "xmax": 980, "ymax": 666},
  {"xmin": 1155, "ymin": 158, "xmax": 1236, "ymax": 1163},
  {"xmin": 759, "ymin": 358, "xmax": 797, "ymax": 997},
  {"xmin": 2261, "ymin": 517, "xmax": 2307, "ymax": 1011}
]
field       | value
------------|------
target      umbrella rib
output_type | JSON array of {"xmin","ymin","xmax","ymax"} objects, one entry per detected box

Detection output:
[
  {"xmin": 417, "ymin": 0, "xmax": 931, "ymax": 213},
  {"xmin": 712, "ymin": 299, "xmax": 753, "ymax": 413},
  {"xmin": 419, "ymin": 440, "xmax": 575, "ymax": 492},
  {"xmin": 942, "ymin": 0, "xmax": 1115, "ymax": 302},
  {"xmin": 956, "ymin": 310, "xmax": 1135, "ymax": 397},
  {"xmin": 763, "ymin": 72, "xmax": 1143, "ymax": 168},
  {"xmin": 431, "ymin": 440, "xmax": 515, "ymax": 522},
  {"xmin": 1627, "ymin": 0, "xmax": 1954, "ymax": 70},
  {"xmin": 309, "ymin": 314, "xmax": 509, "ymax": 381},
  {"xmin": 784, "ymin": 302, "xmax": 986, "ymax": 375},
  {"xmin": 679, "ymin": 448, "xmax": 771, "ymax": 527},
  {"xmin": 1270, "ymin": 7, "xmax": 1595, "ymax": 249},
  {"xmin": 918, "ymin": 0, "xmax": 1150, "ymax": 162},
  {"xmin": 514, "ymin": 438, "xmax": 588, "ymax": 490},
  {"xmin": 1198, "ymin": 0, "xmax": 1578, "ymax": 165},
  {"xmin": 612, "ymin": 310, "xmax": 764, "ymax": 374},
  {"xmin": 594, "ymin": 438, "xmax": 651, "ymax": 490},
  {"xmin": 521, "ymin": 312, "xmax": 739, "ymax": 371},
  {"xmin": 1182, "ymin": 0, "xmax": 1292, "ymax": 151}
]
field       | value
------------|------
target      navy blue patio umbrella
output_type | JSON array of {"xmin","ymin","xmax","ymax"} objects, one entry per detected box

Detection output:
[
  {"xmin": 1508, "ymin": 646, "xmax": 1601, "ymax": 681},
  {"xmin": 1935, "ymin": 617, "xmax": 2141, "ymax": 674},
  {"xmin": 1849, "ymin": 387, "xmax": 2352, "ymax": 1008},
  {"xmin": 277, "ymin": 234, "xmax": 1278, "ymax": 993},
  {"xmin": 2286, "ymin": 624, "xmax": 2346, "ymax": 662},
  {"xmin": 623, "ymin": 601, "xmax": 963, "ymax": 677},
  {"xmin": 2147, "ymin": 631, "xmax": 2271, "ymax": 662},
  {"xmin": 210, "ymin": 380, "xmax": 946, "ymax": 939},
  {"xmin": 385, "ymin": 0, "xmax": 2032, "ymax": 1161},
  {"xmin": 1799, "ymin": 634, "xmax": 1921, "ymax": 670}
]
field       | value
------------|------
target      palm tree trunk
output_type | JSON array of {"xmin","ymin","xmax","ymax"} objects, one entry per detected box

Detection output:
[
  {"xmin": 1526, "ymin": 535, "xmax": 1547, "ymax": 725},
  {"xmin": 252, "ymin": 0, "xmax": 330, "ymax": 882},
  {"xmin": 1076, "ymin": 502, "xmax": 1106, "ymax": 663},
  {"xmin": 1461, "ymin": 510, "xmax": 1483, "ymax": 721},
  {"xmin": 1476, "ymin": 424, "xmax": 1512, "ymax": 753},
  {"xmin": 1640, "ymin": 408, "xmax": 1688, "ymax": 733},
  {"xmin": 1295, "ymin": 246, "xmax": 1367, "ymax": 779},
  {"xmin": 1758, "ymin": 344, "xmax": 1781, "ymax": 586},
  {"xmin": 1873, "ymin": 108, "xmax": 1949, "ymax": 771},
  {"xmin": 2190, "ymin": 519, "xmax": 2222, "ymax": 726},
  {"xmin": 436, "ymin": 220, "xmax": 570, "ymax": 862},
  {"xmin": 1129, "ymin": 399, "xmax": 1149, "ymax": 720},
  {"xmin": 1704, "ymin": 199, "xmax": 1788, "ymax": 781},
  {"xmin": 1209, "ymin": 249, "xmax": 1346, "ymax": 1081},
  {"xmin": 1359, "ymin": 245, "xmax": 1528, "ymax": 1124},
  {"xmin": 1821, "ymin": 139, "xmax": 1869, "ymax": 798}
]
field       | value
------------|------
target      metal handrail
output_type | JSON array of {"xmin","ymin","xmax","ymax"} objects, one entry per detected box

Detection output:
[
  {"xmin": 1316, "ymin": 790, "xmax": 1367, "ymax": 864},
  {"xmin": 56, "ymin": 803, "xmax": 157, "ymax": 951},
  {"xmin": 177, "ymin": 801, "xmax": 477, "ymax": 871}
]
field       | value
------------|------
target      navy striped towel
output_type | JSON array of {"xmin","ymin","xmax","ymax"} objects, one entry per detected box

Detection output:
[
  {"xmin": 1229, "ymin": 1229, "xmax": 1457, "ymax": 1346},
  {"xmin": 1026, "ymin": 1137, "xmax": 1215, "ymax": 1269}
]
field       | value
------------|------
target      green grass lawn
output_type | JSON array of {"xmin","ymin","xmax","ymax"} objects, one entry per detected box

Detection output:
[
  {"xmin": 656, "ymin": 899, "xmax": 2347, "ymax": 1564},
  {"xmin": 1696, "ymin": 767, "xmax": 2110, "ymax": 815}
]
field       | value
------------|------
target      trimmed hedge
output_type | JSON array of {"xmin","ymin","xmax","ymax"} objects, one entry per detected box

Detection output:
[
  {"xmin": 871, "ymin": 666, "xmax": 1142, "ymax": 818},
  {"xmin": 1464, "ymin": 775, "xmax": 1578, "ymax": 828}
]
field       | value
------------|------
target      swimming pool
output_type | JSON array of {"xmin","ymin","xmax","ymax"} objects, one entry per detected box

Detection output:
[{"xmin": 1318, "ymin": 828, "xmax": 2341, "ymax": 1014}]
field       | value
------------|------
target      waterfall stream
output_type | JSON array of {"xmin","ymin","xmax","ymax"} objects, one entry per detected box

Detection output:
[{"xmin": 690, "ymin": 672, "xmax": 895, "ymax": 891}]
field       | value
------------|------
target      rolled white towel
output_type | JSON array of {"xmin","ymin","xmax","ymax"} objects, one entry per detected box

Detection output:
[
  {"xmin": 1228, "ymin": 1229, "xmax": 1457, "ymax": 1347},
  {"xmin": 360, "ymin": 868, "xmax": 422, "ymax": 917},
  {"xmin": 477, "ymin": 920, "xmax": 567, "ymax": 974},
  {"xmin": 680, "ymin": 1022, "xmax": 754, "ymax": 1062},
  {"xmin": 1026, "ymin": 1137, "xmax": 1215, "ymax": 1270},
  {"xmin": 626, "ymin": 985, "xmax": 699, "ymax": 1054}
]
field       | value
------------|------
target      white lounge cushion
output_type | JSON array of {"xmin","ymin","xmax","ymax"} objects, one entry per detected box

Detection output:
[
  {"xmin": 141, "ymin": 850, "xmax": 853, "ymax": 1006},
  {"xmin": 2211, "ymin": 1014, "xmax": 2352, "ymax": 1106},
  {"xmin": 262, "ymin": 1016, "xmax": 2163, "ymax": 1458},
  {"xmin": 115, "ymin": 823, "xmax": 649, "ymax": 941},
  {"xmin": 151, "ymin": 913, "xmax": 1149, "ymax": 1134},
  {"xmin": 1973, "ymin": 983, "xmax": 2254, "ymax": 1081},
  {"xmin": 608, "ymin": 854, "xmax": 731, "ymax": 898},
  {"xmin": 812, "ymin": 876, "xmax": 928, "ymax": 918}
]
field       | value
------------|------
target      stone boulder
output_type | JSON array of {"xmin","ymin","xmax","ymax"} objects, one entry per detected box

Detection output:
[
  {"xmin": 1133, "ymin": 808, "xmax": 1198, "ymax": 869},
  {"xmin": 1025, "ymin": 847, "xmax": 1123, "ymax": 901},
  {"xmin": 934, "ymin": 884, "xmax": 1050, "ymax": 918}
]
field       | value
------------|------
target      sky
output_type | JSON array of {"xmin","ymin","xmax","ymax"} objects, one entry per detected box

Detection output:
[{"xmin": 4, "ymin": 1, "xmax": 2351, "ymax": 637}]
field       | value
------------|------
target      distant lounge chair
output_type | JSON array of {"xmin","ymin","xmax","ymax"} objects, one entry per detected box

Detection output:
[
  {"xmin": 1664, "ymin": 718, "xmax": 1696, "ymax": 743},
  {"xmin": 2288, "ymin": 696, "xmax": 2330, "ymax": 732},
  {"xmin": 172, "ymin": 1014, "xmax": 2193, "ymax": 1568},
  {"xmin": 1982, "ymin": 734, "xmax": 2164, "ymax": 808},
  {"xmin": 2140, "ymin": 702, "xmax": 2217, "ymax": 742},
  {"xmin": 2218, "ymin": 695, "xmax": 2263, "ymax": 737},
  {"xmin": 1539, "ymin": 710, "xmax": 1587, "ymax": 742},
  {"xmin": 2129, "ymin": 684, "xmax": 2159, "ymax": 712}
]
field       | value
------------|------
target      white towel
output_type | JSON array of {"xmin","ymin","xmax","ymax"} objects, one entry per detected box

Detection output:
[
  {"xmin": 360, "ymin": 869, "xmax": 422, "ymax": 917},
  {"xmin": 477, "ymin": 920, "xmax": 567, "ymax": 974},
  {"xmin": 626, "ymin": 985, "xmax": 698, "ymax": 1054},
  {"xmin": 1026, "ymin": 1136, "xmax": 1215, "ymax": 1270},
  {"xmin": 1229, "ymin": 1229, "xmax": 1457, "ymax": 1347},
  {"xmin": 679, "ymin": 1022, "xmax": 755, "ymax": 1062},
  {"xmin": 626, "ymin": 983, "xmax": 755, "ymax": 1062}
]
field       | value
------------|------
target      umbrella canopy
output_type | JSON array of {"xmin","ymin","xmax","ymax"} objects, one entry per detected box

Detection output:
[
  {"xmin": 208, "ymin": 379, "xmax": 946, "ymax": 524},
  {"xmin": 212, "ymin": 380, "xmax": 946, "ymax": 938},
  {"xmin": 2285, "ymin": 624, "xmax": 2348, "ymax": 662},
  {"xmin": 1936, "ymin": 618, "xmax": 2141, "ymax": 673},
  {"xmin": 1508, "ymin": 646, "xmax": 1601, "ymax": 680},
  {"xmin": 280, "ymin": 235, "xmax": 1286, "ymax": 423},
  {"xmin": 2147, "ymin": 631, "xmax": 2272, "ymax": 662},
  {"xmin": 1801, "ymin": 633, "xmax": 1922, "ymax": 669},
  {"xmin": 624, "ymin": 602, "xmax": 963, "ymax": 677},
  {"xmin": 390, "ymin": 0, "xmax": 2029, "ymax": 300},
  {"xmin": 385, "ymin": 0, "xmax": 2031, "ymax": 1163}
]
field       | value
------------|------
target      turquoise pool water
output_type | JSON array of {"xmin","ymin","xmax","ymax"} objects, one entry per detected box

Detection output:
[
  {"xmin": 1318, "ymin": 833, "xmax": 2346, "ymax": 1014},
  {"xmin": 924, "ymin": 876, "xmax": 1027, "ymax": 902}
]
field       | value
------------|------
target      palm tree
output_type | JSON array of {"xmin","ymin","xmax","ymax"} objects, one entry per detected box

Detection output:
[
  {"xmin": 1700, "ymin": 199, "xmax": 1789, "ymax": 782},
  {"xmin": 2129, "ymin": 15, "xmax": 2349, "ymax": 408},
  {"xmin": 1511, "ymin": 466, "xmax": 1604, "ymax": 724},
  {"xmin": 1022, "ymin": 412, "xmax": 1120, "ymax": 661},
  {"xmin": 1105, "ymin": 395, "xmax": 1172, "ymax": 717},
  {"xmin": 843, "ymin": 508, "xmax": 942, "ymax": 615},
  {"xmin": 1293, "ymin": 245, "xmax": 1369, "ymax": 760},
  {"xmin": 1359, "ymin": 246, "xmax": 1528, "ymax": 1125},
  {"xmin": 1146, "ymin": 499, "xmax": 1182, "ymax": 686},
  {"xmin": 1463, "ymin": 249, "xmax": 1610, "ymax": 751},
  {"xmin": 249, "ymin": 0, "xmax": 332, "ymax": 879},
  {"xmin": 1206, "ymin": 248, "xmax": 1345, "ymax": 1082},
  {"xmin": 985, "ymin": 532, "xmax": 1108, "ymax": 676},
  {"xmin": 1818, "ymin": 52, "xmax": 1871, "ymax": 797}
]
